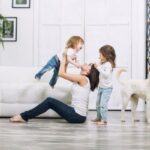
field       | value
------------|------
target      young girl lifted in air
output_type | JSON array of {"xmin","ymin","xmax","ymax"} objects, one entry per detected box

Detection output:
[
  {"xmin": 35, "ymin": 36, "xmax": 84, "ymax": 88},
  {"xmin": 92, "ymin": 45, "xmax": 116, "ymax": 125}
]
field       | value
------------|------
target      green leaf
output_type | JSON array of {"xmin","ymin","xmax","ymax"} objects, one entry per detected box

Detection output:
[
  {"xmin": 0, "ymin": 38, "xmax": 4, "ymax": 48},
  {"xmin": 0, "ymin": 14, "xmax": 7, "ymax": 48}
]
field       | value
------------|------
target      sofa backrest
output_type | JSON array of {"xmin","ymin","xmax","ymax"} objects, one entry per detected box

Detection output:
[
  {"xmin": 0, "ymin": 66, "xmax": 73, "ymax": 104},
  {"xmin": 0, "ymin": 66, "xmax": 60, "ymax": 83}
]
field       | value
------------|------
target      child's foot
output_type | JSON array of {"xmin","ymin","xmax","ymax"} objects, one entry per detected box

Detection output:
[
  {"xmin": 35, "ymin": 74, "xmax": 41, "ymax": 80},
  {"xmin": 91, "ymin": 118, "xmax": 101, "ymax": 123},
  {"xmin": 97, "ymin": 120, "xmax": 107, "ymax": 126},
  {"xmin": 49, "ymin": 83, "xmax": 55, "ymax": 89},
  {"xmin": 10, "ymin": 115, "xmax": 26, "ymax": 123},
  {"xmin": 50, "ymin": 85, "xmax": 54, "ymax": 89}
]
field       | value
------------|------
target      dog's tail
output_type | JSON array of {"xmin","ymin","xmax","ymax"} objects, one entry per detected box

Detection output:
[{"xmin": 116, "ymin": 69, "xmax": 127, "ymax": 85}]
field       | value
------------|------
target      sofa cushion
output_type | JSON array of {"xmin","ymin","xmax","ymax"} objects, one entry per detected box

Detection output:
[{"xmin": 0, "ymin": 66, "xmax": 73, "ymax": 117}]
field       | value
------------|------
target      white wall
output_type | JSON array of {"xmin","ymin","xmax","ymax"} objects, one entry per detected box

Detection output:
[
  {"xmin": 0, "ymin": 0, "xmax": 146, "ymax": 111},
  {"xmin": 0, "ymin": 0, "xmax": 34, "ymax": 66}
]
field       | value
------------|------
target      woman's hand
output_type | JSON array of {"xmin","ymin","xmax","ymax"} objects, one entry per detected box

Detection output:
[
  {"xmin": 63, "ymin": 48, "xmax": 68, "ymax": 54},
  {"xmin": 94, "ymin": 62, "xmax": 101, "ymax": 68},
  {"xmin": 59, "ymin": 49, "xmax": 87, "ymax": 86}
]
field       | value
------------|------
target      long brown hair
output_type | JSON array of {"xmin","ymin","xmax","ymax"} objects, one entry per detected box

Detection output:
[
  {"xmin": 87, "ymin": 64, "xmax": 99, "ymax": 91},
  {"xmin": 66, "ymin": 36, "xmax": 84, "ymax": 49},
  {"xmin": 99, "ymin": 45, "xmax": 116, "ymax": 68}
]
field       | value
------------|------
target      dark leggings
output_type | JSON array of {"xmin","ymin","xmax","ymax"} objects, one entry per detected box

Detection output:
[{"xmin": 21, "ymin": 97, "xmax": 86, "ymax": 124}]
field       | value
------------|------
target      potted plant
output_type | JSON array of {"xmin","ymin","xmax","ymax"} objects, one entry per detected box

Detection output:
[{"xmin": 0, "ymin": 14, "xmax": 7, "ymax": 47}]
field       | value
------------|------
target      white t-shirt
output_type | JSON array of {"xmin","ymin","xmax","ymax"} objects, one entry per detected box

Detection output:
[
  {"xmin": 57, "ymin": 48, "xmax": 77, "ymax": 61},
  {"xmin": 97, "ymin": 62, "xmax": 113, "ymax": 88},
  {"xmin": 71, "ymin": 77, "xmax": 91, "ymax": 116}
]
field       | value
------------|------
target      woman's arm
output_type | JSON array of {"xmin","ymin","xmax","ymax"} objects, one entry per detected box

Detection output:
[{"xmin": 58, "ymin": 52, "xmax": 87, "ymax": 86}]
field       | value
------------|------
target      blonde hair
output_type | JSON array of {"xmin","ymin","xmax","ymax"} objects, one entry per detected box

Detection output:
[{"xmin": 66, "ymin": 36, "xmax": 84, "ymax": 49}]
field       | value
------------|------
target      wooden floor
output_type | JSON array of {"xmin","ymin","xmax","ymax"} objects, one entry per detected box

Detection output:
[{"xmin": 0, "ymin": 111, "xmax": 150, "ymax": 150}]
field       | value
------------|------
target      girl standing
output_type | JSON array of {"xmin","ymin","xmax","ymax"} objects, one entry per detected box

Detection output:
[{"xmin": 92, "ymin": 45, "xmax": 116, "ymax": 125}]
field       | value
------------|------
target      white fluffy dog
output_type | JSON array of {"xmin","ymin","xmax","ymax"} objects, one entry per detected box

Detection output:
[{"xmin": 116, "ymin": 68, "xmax": 150, "ymax": 123}]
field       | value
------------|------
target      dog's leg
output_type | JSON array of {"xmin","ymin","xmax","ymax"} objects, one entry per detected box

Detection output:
[
  {"xmin": 131, "ymin": 95, "xmax": 139, "ymax": 123},
  {"xmin": 146, "ymin": 100, "xmax": 150, "ymax": 124},
  {"xmin": 121, "ymin": 94, "xmax": 130, "ymax": 122}
]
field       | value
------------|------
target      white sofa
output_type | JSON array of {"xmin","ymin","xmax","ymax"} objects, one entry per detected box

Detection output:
[{"xmin": 0, "ymin": 66, "xmax": 72, "ymax": 117}]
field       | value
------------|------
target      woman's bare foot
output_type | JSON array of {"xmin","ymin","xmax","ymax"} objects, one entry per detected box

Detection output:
[
  {"xmin": 91, "ymin": 118, "xmax": 101, "ymax": 123},
  {"xmin": 10, "ymin": 115, "xmax": 26, "ymax": 123},
  {"xmin": 97, "ymin": 120, "xmax": 107, "ymax": 126}
]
